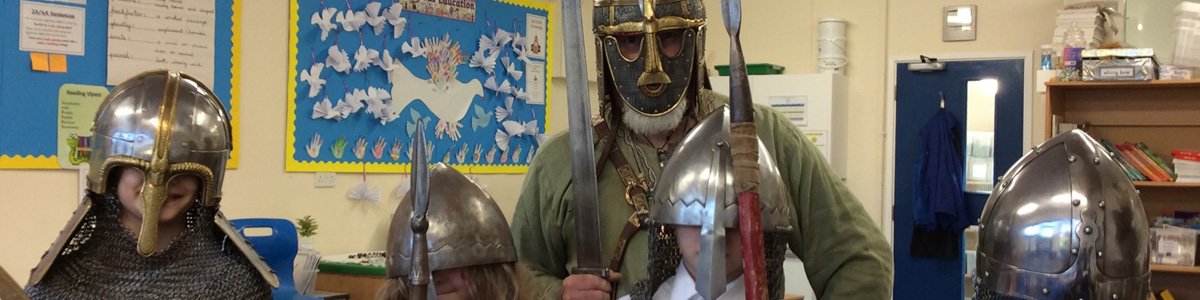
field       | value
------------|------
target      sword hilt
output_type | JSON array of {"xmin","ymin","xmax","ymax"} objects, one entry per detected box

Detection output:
[{"xmin": 570, "ymin": 267, "xmax": 611, "ymax": 279}]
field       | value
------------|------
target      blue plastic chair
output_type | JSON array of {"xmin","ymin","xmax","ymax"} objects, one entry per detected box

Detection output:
[{"xmin": 231, "ymin": 218, "xmax": 324, "ymax": 300}]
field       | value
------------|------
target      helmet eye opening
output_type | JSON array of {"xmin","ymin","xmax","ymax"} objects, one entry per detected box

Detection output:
[
  {"xmin": 614, "ymin": 32, "xmax": 644, "ymax": 60},
  {"xmin": 658, "ymin": 29, "xmax": 685, "ymax": 58}
]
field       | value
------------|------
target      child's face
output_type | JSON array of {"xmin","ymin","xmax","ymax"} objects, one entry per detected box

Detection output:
[
  {"xmin": 675, "ymin": 225, "xmax": 744, "ymax": 284},
  {"xmin": 116, "ymin": 167, "xmax": 199, "ymax": 224},
  {"xmin": 431, "ymin": 267, "xmax": 469, "ymax": 300}
]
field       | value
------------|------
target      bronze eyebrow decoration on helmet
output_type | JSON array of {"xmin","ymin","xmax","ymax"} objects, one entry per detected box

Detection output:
[
  {"xmin": 593, "ymin": 0, "xmax": 706, "ymax": 118},
  {"xmin": 974, "ymin": 129, "xmax": 1150, "ymax": 300},
  {"xmin": 85, "ymin": 70, "xmax": 234, "ymax": 256}
]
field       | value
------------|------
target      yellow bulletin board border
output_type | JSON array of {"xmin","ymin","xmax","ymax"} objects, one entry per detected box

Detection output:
[{"xmin": 285, "ymin": 0, "xmax": 553, "ymax": 174}]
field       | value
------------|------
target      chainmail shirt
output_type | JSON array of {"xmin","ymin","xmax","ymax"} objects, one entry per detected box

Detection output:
[{"xmin": 25, "ymin": 193, "xmax": 272, "ymax": 300}]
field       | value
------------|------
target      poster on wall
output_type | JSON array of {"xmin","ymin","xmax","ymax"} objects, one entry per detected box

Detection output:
[
  {"xmin": 0, "ymin": 0, "xmax": 241, "ymax": 170},
  {"xmin": 286, "ymin": 0, "xmax": 553, "ymax": 174}
]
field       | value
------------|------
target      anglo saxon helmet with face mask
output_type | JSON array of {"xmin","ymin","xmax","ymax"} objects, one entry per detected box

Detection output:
[
  {"xmin": 27, "ymin": 70, "xmax": 277, "ymax": 291},
  {"xmin": 593, "ymin": 0, "xmax": 707, "ymax": 119},
  {"xmin": 631, "ymin": 106, "xmax": 793, "ymax": 300},
  {"xmin": 85, "ymin": 70, "xmax": 234, "ymax": 256},
  {"xmin": 974, "ymin": 130, "xmax": 1150, "ymax": 300},
  {"xmin": 387, "ymin": 163, "xmax": 518, "ymax": 279}
]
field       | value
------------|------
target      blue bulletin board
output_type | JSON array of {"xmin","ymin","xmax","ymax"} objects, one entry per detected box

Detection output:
[
  {"xmin": 0, "ymin": 0, "xmax": 242, "ymax": 169},
  {"xmin": 286, "ymin": 0, "xmax": 553, "ymax": 174}
]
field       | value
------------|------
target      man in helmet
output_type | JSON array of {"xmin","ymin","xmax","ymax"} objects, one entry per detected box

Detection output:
[
  {"xmin": 380, "ymin": 163, "xmax": 539, "ymax": 300},
  {"xmin": 24, "ymin": 70, "xmax": 276, "ymax": 299},
  {"xmin": 974, "ymin": 130, "xmax": 1151, "ymax": 300},
  {"xmin": 510, "ymin": 1, "xmax": 892, "ymax": 299}
]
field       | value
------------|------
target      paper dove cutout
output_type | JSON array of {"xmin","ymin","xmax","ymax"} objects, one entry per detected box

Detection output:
[
  {"xmin": 512, "ymin": 32, "xmax": 525, "ymax": 50},
  {"xmin": 354, "ymin": 45, "xmax": 379, "ymax": 72},
  {"xmin": 300, "ymin": 62, "xmax": 326, "ymax": 98},
  {"xmin": 311, "ymin": 8, "xmax": 339, "ymax": 41},
  {"xmin": 471, "ymin": 105, "xmax": 493, "ymax": 130},
  {"xmin": 377, "ymin": 50, "xmax": 400, "ymax": 83},
  {"xmin": 484, "ymin": 76, "xmax": 513, "ymax": 96},
  {"xmin": 493, "ymin": 28, "xmax": 513, "ymax": 51},
  {"xmin": 336, "ymin": 9, "xmax": 367, "ymax": 32},
  {"xmin": 479, "ymin": 35, "xmax": 498, "ymax": 56},
  {"xmin": 495, "ymin": 96, "xmax": 514, "ymax": 122},
  {"xmin": 469, "ymin": 49, "xmax": 497, "ymax": 74},
  {"xmin": 385, "ymin": 5, "xmax": 407, "ymax": 39},
  {"xmin": 402, "ymin": 37, "xmax": 425, "ymax": 58},
  {"xmin": 502, "ymin": 56, "xmax": 523, "ymax": 80},
  {"xmin": 522, "ymin": 120, "xmax": 539, "ymax": 136},
  {"xmin": 312, "ymin": 97, "xmax": 334, "ymax": 119},
  {"xmin": 364, "ymin": 2, "xmax": 387, "ymax": 35},
  {"xmin": 494, "ymin": 129, "xmax": 511, "ymax": 152},
  {"xmin": 512, "ymin": 88, "xmax": 528, "ymax": 102},
  {"xmin": 349, "ymin": 181, "xmax": 381, "ymax": 204},
  {"xmin": 326, "ymin": 45, "xmax": 351, "ymax": 73}
]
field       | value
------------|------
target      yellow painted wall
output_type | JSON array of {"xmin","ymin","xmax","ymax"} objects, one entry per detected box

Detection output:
[{"xmin": 0, "ymin": 0, "xmax": 1062, "ymax": 285}]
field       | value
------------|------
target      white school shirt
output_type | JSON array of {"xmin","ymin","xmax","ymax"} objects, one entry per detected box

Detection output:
[{"xmin": 615, "ymin": 262, "xmax": 746, "ymax": 300}]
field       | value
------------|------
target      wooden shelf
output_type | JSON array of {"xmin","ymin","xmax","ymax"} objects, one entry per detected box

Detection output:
[
  {"xmin": 1134, "ymin": 181, "xmax": 1200, "ymax": 188},
  {"xmin": 1152, "ymin": 264, "xmax": 1200, "ymax": 274},
  {"xmin": 1046, "ymin": 79, "xmax": 1200, "ymax": 90}
]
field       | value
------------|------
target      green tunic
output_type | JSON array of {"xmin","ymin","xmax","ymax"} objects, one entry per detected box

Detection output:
[{"xmin": 511, "ymin": 100, "xmax": 893, "ymax": 299}]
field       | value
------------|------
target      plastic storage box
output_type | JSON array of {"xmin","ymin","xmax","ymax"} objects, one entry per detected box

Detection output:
[
  {"xmin": 1081, "ymin": 48, "xmax": 1158, "ymax": 81},
  {"xmin": 714, "ymin": 63, "xmax": 785, "ymax": 76}
]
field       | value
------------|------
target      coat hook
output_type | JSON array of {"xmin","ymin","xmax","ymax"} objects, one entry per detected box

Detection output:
[{"xmin": 939, "ymin": 91, "xmax": 946, "ymax": 109}]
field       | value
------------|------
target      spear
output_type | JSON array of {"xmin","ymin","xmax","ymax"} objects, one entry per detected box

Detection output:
[{"xmin": 720, "ymin": 0, "xmax": 768, "ymax": 299}]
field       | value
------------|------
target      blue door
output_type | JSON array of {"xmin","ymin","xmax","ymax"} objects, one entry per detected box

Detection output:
[{"xmin": 893, "ymin": 59, "xmax": 1024, "ymax": 300}]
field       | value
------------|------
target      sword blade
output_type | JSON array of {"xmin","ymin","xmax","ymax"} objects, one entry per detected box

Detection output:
[{"xmin": 561, "ymin": 0, "xmax": 607, "ymax": 276}]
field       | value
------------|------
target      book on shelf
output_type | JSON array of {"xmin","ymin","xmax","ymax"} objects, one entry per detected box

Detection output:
[
  {"xmin": 1173, "ymin": 149, "xmax": 1200, "ymax": 162},
  {"xmin": 1174, "ymin": 150, "xmax": 1200, "ymax": 183},
  {"xmin": 1116, "ymin": 143, "xmax": 1169, "ymax": 181},
  {"xmin": 1133, "ymin": 142, "xmax": 1177, "ymax": 181},
  {"xmin": 1100, "ymin": 139, "xmax": 1149, "ymax": 181}
]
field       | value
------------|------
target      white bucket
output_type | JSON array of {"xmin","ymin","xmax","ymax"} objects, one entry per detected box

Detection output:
[{"xmin": 818, "ymin": 18, "xmax": 847, "ymax": 74}]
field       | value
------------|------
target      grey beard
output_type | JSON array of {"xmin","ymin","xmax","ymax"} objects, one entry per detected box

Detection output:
[{"xmin": 621, "ymin": 100, "xmax": 687, "ymax": 136}]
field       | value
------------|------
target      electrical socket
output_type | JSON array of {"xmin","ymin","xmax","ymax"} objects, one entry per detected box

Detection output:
[{"xmin": 314, "ymin": 172, "xmax": 336, "ymax": 188}]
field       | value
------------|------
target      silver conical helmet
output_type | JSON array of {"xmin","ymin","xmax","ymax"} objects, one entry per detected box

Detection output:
[
  {"xmin": 387, "ymin": 163, "xmax": 518, "ymax": 277},
  {"xmin": 975, "ymin": 129, "xmax": 1150, "ymax": 300},
  {"xmin": 651, "ymin": 105, "xmax": 793, "ymax": 231}
]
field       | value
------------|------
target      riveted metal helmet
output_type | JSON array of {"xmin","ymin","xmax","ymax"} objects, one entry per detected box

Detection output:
[
  {"xmin": 652, "ymin": 105, "xmax": 793, "ymax": 232},
  {"xmin": 86, "ymin": 69, "xmax": 233, "ymax": 256},
  {"xmin": 644, "ymin": 105, "xmax": 792, "ymax": 299},
  {"xmin": 386, "ymin": 163, "xmax": 518, "ymax": 278},
  {"xmin": 974, "ymin": 129, "xmax": 1150, "ymax": 300},
  {"xmin": 593, "ymin": 0, "xmax": 707, "ymax": 117}
]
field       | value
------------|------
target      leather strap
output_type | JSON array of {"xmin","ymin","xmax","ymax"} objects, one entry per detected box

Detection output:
[{"xmin": 592, "ymin": 121, "xmax": 649, "ymax": 289}]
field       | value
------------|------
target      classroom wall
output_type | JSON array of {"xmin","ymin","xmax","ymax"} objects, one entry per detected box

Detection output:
[{"xmin": 0, "ymin": 0, "xmax": 1062, "ymax": 285}]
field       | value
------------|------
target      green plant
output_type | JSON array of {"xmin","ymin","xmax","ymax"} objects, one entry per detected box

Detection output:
[{"xmin": 296, "ymin": 215, "xmax": 318, "ymax": 238}]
